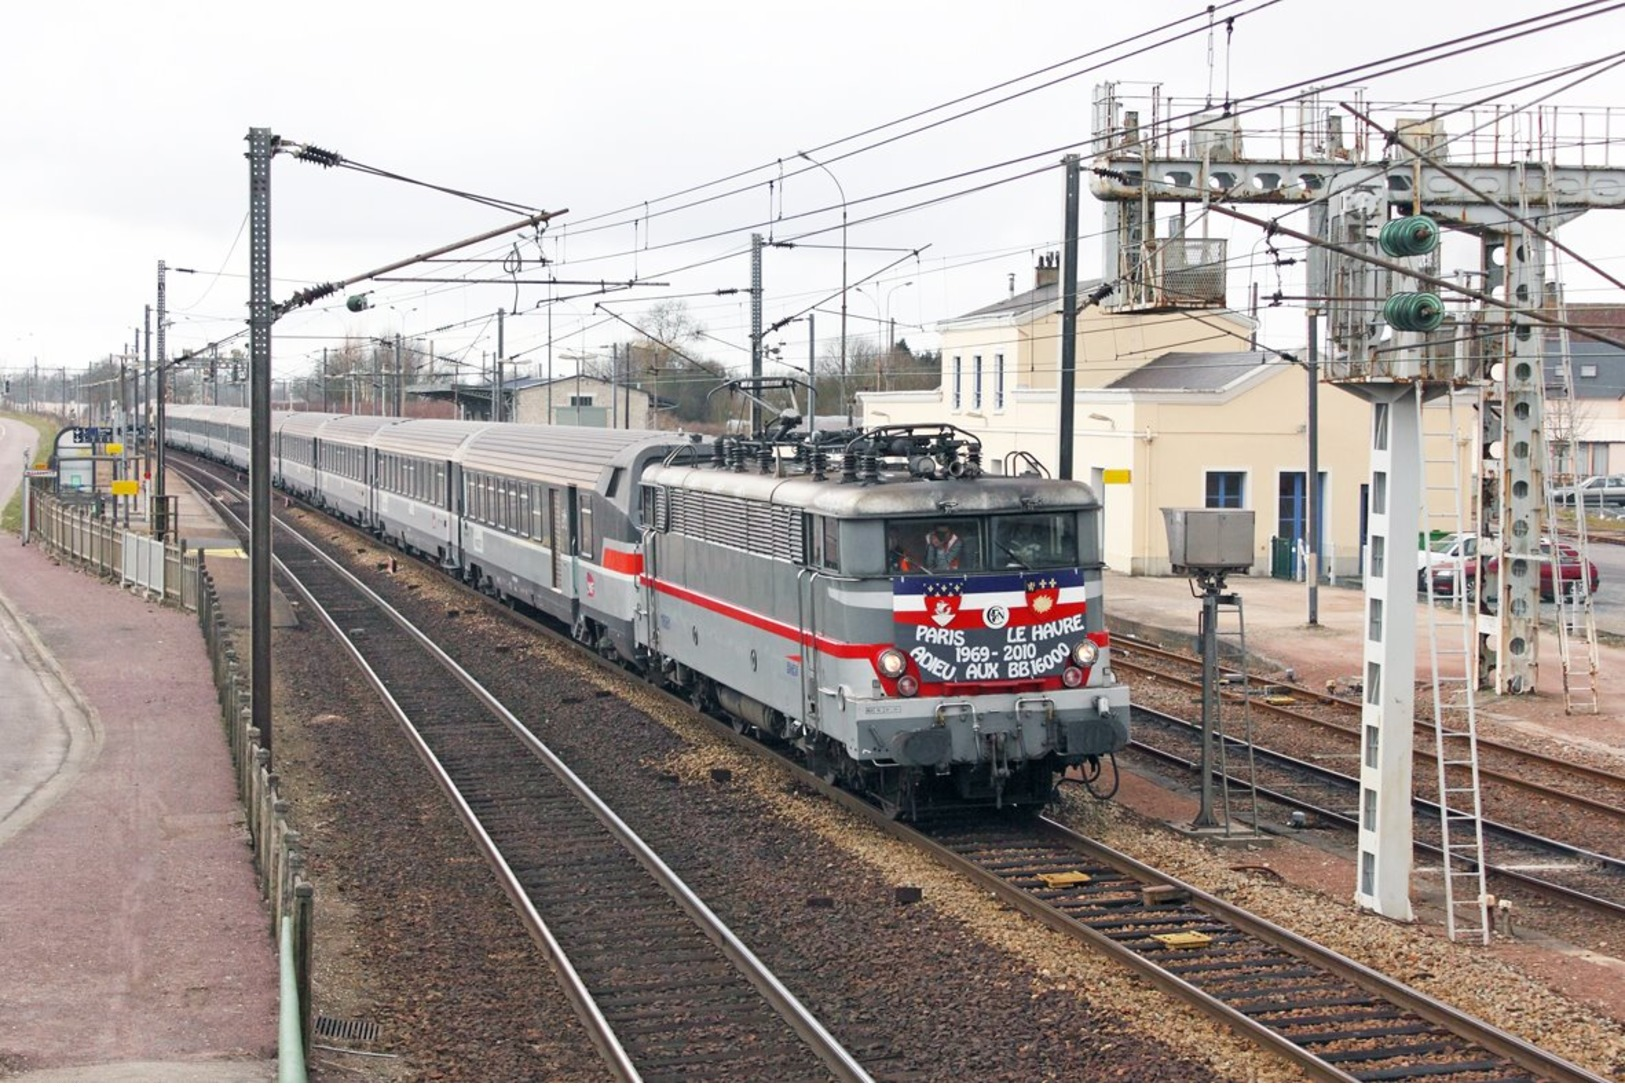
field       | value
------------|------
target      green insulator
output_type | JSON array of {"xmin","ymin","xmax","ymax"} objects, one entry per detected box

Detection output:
[
  {"xmin": 1383, "ymin": 291, "xmax": 1445, "ymax": 331},
  {"xmin": 1379, "ymin": 215, "xmax": 1439, "ymax": 257}
]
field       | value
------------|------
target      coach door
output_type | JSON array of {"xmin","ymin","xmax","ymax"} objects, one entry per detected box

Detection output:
[{"xmin": 448, "ymin": 462, "xmax": 465, "ymax": 569}]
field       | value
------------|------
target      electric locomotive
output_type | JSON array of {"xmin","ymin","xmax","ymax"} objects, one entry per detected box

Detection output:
[
  {"xmin": 638, "ymin": 423, "xmax": 1129, "ymax": 815},
  {"xmin": 164, "ymin": 406, "xmax": 1130, "ymax": 817}
]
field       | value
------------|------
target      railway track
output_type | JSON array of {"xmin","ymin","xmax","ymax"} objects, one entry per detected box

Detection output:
[
  {"xmin": 903, "ymin": 811, "xmax": 1599, "ymax": 1083},
  {"xmin": 1127, "ymin": 705, "xmax": 1625, "ymax": 921},
  {"xmin": 1113, "ymin": 635, "xmax": 1625, "ymax": 853},
  {"xmin": 177, "ymin": 457, "xmax": 1606, "ymax": 1082},
  {"xmin": 182, "ymin": 463, "xmax": 868, "ymax": 1084}
]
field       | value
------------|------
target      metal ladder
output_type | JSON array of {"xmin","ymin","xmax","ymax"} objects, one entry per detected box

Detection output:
[
  {"xmin": 1540, "ymin": 170, "xmax": 1601, "ymax": 714},
  {"xmin": 1418, "ymin": 391, "xmax": 1489, "ymax": 944},
  {"xmin": 1209, "ymin": 590, "xmax": 1261, "ymax": 837}
]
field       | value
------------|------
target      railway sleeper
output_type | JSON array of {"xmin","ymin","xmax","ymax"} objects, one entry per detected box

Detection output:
[
  {"xmin": 1254, "ymin": 1008, "xmax": 1410, "ymax": 1029},
  {"xmin": 1281, "ymin": 1021, "xmax": 1444, "ymax": 1046},
  {"xmin": 1160, "ymin": 959, "xmax": 1316, "ymax": 979},
  {"xmin": 1232, "ymin": 992, "xmax": 1381, "ymax": 1014},
  {"xmin": 1346, "ymin": 1057, "xmax": 1507, "ymax": 1082}
]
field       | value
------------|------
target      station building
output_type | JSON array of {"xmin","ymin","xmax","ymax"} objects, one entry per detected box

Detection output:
[{"xmin": 860, "ymin": 256, "xmax": 1469, "ymax": 581}]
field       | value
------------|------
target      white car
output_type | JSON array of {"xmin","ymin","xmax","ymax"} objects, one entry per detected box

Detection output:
[
  {"xmin": 1552, "ymin": 475, "xmax": 1625, "ymax": 508},
  {"xmin": 1417, "ymin": 532, "xmax": 1482, "ymax": 592}
]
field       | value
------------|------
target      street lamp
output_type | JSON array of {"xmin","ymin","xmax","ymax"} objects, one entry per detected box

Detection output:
[{"xmin": 798, "ymin": 151, "xmax": 848, "ymax": 424}]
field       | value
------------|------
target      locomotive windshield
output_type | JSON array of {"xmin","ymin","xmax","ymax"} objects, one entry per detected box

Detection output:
[{"xmin": 885, "ymin": 512, "xmax": 1078, "ymax": 573}]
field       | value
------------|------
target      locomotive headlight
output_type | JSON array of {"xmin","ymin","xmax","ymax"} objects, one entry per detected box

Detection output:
[
  {"xmin": 1070, "ymin": 640, "xmax": 1099, "ymax": 667},
  {"xmin": 1061, "ymin": 666, "xmax": 1085, "ymax": 688},
  {"xmin": 896, "ymin": 674, "xmax": 920, "ymax": 697},
  {"xmin": 876, "ymin": 648, "xmax": 908, "ymax": 678}
]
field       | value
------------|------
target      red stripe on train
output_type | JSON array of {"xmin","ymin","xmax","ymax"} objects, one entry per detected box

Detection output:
[
  {"xmin": 640, "ymin": 575, "xmax": 884, "ymax": 661},
  {"xmin": 600, "ymin": 547, "xmax": 645, "ymax": 575}
]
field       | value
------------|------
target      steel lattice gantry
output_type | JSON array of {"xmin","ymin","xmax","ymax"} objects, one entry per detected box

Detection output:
[{"xmin": 1087, "ymin": 84, "xmax": 1625, "ymax": 923}]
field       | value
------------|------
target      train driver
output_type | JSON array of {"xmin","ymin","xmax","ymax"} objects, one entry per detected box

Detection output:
[{"xmin": 924, "ymin": 523, "xmax": 964, "ymax": 571}]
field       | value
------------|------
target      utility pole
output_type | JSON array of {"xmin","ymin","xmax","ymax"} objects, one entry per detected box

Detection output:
[
  {"xmin": 1307, "ymin": 311, "xmax": 1320, "ymax": 625},
  {"xmin": 494, "ymin": 308, "xmax": 504, "ymax": 423},
  {"xmin": 142, "ymin": 306, "xmax": 151, "ymax": 491},
  {"xmin": 247, "ymin": 126, "xmax": 274, "ymax": 757},
  {"xmin": 395, "ymin": 334, "xmax": 404, "ymax": 416},
  {"xmin": 808, "ymin": 312, "xmax": 817, "ymax": 429},
  {"xmin": 1057, "ymin": 154, "xmax": 1081, "ymax": 481},
  {"xmin": 750, "ymin": 233, "xmax": 763, "ymax": 435},
  {"xmin": 155, "ymin": 261, "xmax": 167, "ymax": 498}
]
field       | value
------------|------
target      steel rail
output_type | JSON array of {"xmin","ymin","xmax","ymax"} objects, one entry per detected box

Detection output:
[
  {"xmin": 180, "ymin": 461, "xmax": 871, "ymax": 1085},
  {"xmin": 1036, "ymin": 818, "xmax": 1604, "ymax": 1084},
  {"xmin": 172, "ymin": 453, "xmax": 1601, "ymax": 1083},
  {"xmin": 1128, "ymin": 706, "xmax": 1625, "ymax": 920},
  {"xmin": 1113, "ymin": 639, "xmax": 1625, "ymax": 818}
]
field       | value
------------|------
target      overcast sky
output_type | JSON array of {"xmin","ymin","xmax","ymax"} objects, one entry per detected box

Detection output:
[{"xmin": 5, "ymin": 0, "xmax": 1625, "ymax": 390}]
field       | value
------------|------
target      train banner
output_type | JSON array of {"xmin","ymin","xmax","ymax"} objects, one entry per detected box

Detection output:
[{"xmin": 892, "ymin": 569, "xmax": 1086, "ymax": 682}]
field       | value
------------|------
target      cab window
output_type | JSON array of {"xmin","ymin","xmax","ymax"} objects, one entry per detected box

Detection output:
[
  {"xmin": 886, "ymin": 518, "xmax": 982, "ymax": 574},
  {"xmin": 991, "ymin": 513, "xmax": 1078, "ymax": 569}
]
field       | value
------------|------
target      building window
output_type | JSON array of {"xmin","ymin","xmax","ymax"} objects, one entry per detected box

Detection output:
[
  {"xmin": 570, "ymin": 394, "xmax": 594, "ymax": 406},
  {"xmin": 952, "ymin": 356, "xmax": 962, "ymax": 410},
  {"xmin": 1372, "ymin": 471, "xmax": 1387, "ymax": 515},
  {"xmin": 1373, "ymin": 403, "xmax": 1389, "ymax": 451},
  {"xmin": 973, "ymin": 355, "xmax": 983, "ymax": 410},
  {"xmin": 995, "ymin": 353, "xmax": 1006, "ymax": 410},
  {"xmin": 1362, "ymin": 787, "xmax": 1377, "ymax": 831},
  {"xmin": 1368, "ymin": 598, "xmax": 1383, "ymax": 641},
  {"xmin": 1366, "ymin": 661, "xmax": 1381, "ymax": 705},
  {"xmin": 1204, "ymin": 471, "xmax": 1244, "ymax": 509},
  {"xmin": 1364, "ymin": 724, "xmax": 1379, "ymax": 769},
  {"xmin": 1370, "ymin": 534, "xmax": 1385, "ymax": 577}
]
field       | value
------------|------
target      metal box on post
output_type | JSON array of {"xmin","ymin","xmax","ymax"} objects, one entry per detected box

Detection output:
[{"xmin": 1162, "ymin": 508, "xmax": 1255, "ymax": 574}]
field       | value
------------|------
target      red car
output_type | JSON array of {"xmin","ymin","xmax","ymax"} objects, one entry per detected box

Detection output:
[{"xmin": 1431, "ymin": 540, "xmax": 1599, "ymax": 603}]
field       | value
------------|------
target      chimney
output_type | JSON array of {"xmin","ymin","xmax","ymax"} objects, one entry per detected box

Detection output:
[{"xmin": 1035, "ymin": 251, "xmax": 1060, "ymax": 289}]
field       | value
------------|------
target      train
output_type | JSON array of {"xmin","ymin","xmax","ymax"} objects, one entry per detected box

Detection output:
[{"xmin": 165, "ymin": 404, "xmax": 1130, "ymax": 817}]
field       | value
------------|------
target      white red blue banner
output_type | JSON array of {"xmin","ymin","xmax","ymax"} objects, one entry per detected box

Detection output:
[{"xmin": 893, "ymin": 569, "xmax": 1087, "ymax": 682}]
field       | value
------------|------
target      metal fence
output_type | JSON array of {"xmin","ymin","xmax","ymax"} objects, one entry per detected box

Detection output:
[
  {"xmin": 26, "ymin": 483, "xmax": 196, "ymax": 608},
  {"xmin": 196, "ymin": 559, "xmax": 313, "ymax": 1078}
]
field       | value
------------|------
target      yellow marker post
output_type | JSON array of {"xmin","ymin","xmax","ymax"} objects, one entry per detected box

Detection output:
[{"xmin": 111, "ymin": 480, "xmax": 140, "ymax": 497}]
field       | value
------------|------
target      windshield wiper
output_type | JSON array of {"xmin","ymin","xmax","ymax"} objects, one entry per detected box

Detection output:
[{"xmin": 996, "ymin": 541, "xmax": 1030, "ymax": 570}]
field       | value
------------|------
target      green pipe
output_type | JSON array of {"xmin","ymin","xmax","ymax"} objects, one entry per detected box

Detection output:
[{"xmin": 278, "ymin": 915, "xmax": 307, "ymax": 1083}]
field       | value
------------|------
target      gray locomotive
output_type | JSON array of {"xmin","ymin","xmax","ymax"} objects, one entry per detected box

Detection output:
[{"xmin": 166, "ymin": 406, "xmax": 1130, "ymax": 816}]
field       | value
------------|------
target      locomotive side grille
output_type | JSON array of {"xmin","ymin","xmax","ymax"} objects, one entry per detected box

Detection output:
[
  {"xmin": 771, "ymin": 506, "xmax": 805, "ymax": 563},
  {"xmin": 705, "ymin": 495, "xmax": 750, "ymax": 550},
  {"xmin": 661, "ymin": 485, "xmax": 802, "ymax": 560}
]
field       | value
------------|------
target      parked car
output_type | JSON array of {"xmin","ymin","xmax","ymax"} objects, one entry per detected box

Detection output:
[
  {"xmin": 1417, "ymin": 532, "xmax": 1481, "ymax": 592},
  {"xmin": 1429, "ymin": 539, "xmax": 1600, "ymax": 603},
  {"xmin": 1551, "ymin": 475, "xmax": 1625, "ymax": 507}
]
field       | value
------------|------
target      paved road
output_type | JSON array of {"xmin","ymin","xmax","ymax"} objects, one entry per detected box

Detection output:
[
  {"xmin": 1586, "ymin": 539, "xmax": 1625, "ymax": 635},
  {"xmin": 0, "ymin": 414, "xmax": 36, "ymax": 507}
]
